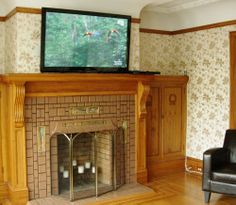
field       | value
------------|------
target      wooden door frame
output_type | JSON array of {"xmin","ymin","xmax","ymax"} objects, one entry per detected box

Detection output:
[{"xmin": 230, "ymin": 32, "xmax": 236, "ymax": 128}]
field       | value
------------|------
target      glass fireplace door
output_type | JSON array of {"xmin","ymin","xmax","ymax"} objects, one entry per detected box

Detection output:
[{"xmin": 72, "ymin": 133, "xmax": 96, "ymax": 200}]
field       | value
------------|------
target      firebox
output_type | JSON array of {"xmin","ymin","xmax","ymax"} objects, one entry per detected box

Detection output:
[{"xmin": 50, "ymin": 128, "xmax": 125, "ymax": 201}]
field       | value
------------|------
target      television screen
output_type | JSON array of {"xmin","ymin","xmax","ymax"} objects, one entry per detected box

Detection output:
[{"xmin": 40, "ymin": 8, "xmax": 131, "ymax": 73}]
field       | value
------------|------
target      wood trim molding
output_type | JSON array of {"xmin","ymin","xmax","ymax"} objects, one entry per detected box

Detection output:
[
  {"xmin": 141, "ymin": 19, "xmax": 236, "ymax": 35},
  {"xmin": 0, "ymin": 17, "xmax": 6, "ymax": 22},
  {"xmin": 186, "ymin": 157, "xmax": 202, "ymax": 175},
  {"xmin": 172, "ymin": 19, "xmax": 236, "ymax": 35},
  {"xmin": 140, "ymin": 28, "xmax": 172, "ymax": 35},
  {"xmin": 5, "ymin": 7, "xmax": 41, "ymax": 21},
  {"xmin": 0, "ymin": 183, "xmax": 8, "ymax": 201},
  {"xmin": 131, "ymin": 18, "xmax": 141, "ymax": 24},
  {"xmin": 230, "ymin": 32, "xmax": 236, "ymax": 129}
]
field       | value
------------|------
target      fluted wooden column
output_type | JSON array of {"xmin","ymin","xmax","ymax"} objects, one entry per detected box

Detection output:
[{"xmin": 6, "ymin": 82, "xmax": 28, "ymax": 205}]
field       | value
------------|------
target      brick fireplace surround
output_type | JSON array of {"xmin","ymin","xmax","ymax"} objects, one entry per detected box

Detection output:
[
  {"xmin": 25, "ymin": 94, "xmax": 136, "ymax": 200},
  {"xmin": 0, "ymin": 73, "xmax": 157, "ymax": 205}
]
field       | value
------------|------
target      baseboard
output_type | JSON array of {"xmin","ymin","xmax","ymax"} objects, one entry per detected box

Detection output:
[
  {"xmin": 8, "ymin": 185, "xmax": 28, "ymax": 205},
  {"xmin": 186, "ymin": 156, "xmax": 203, "ymax": 175},
  {"xmin": 137, "ymin": 169, "xmax": 148, "ymax": 184},
  {"xmin": 2, "ymin": 199, "xmax": 11, "ymax": 205},
  {"xmin": 0, "ymin": 183, "xmax": 8, "ymax": 201}
]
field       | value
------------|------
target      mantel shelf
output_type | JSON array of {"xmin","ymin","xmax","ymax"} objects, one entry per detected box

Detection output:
[
  {"xmin": 0, "ymin": 73, "xmax": 188, "ymax": 83},
  {"xmin": 0, "ymin": 73, "xmax": 188, "ymax": 97}
]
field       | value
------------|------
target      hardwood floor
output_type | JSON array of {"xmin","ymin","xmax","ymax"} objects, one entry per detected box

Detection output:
[
  {"xmin": 91, "ymin": 172, "xmax": 236, "ymax": 205},
  {"xmin": 4, "ymin": 172, "xmax": 236, "ymax": 205}
]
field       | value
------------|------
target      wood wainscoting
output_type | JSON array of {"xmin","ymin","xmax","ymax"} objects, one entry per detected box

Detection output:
[
  {"xmin": 0, "ymin": 73, "xmax": 188, "ymax": 205},
  {"xmin": 146, "ymin": 79, "xmax": 187, "ymax": 181},
  {"xmin": 230, "ymin": 32, "xmax": 236, "ymax": 129}
]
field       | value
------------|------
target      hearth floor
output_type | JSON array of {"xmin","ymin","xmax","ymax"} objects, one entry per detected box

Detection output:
[
  {"xmin": 60, "ymin": 182, "xmax": 114, "ymax": 199},
  {"xmin": 27, "ymin": 183, "xmax": 154, "ymax": 205}
]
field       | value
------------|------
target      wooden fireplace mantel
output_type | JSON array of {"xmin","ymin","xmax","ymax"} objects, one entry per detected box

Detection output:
[
  {"xmin": 1, "ymin": 73, "xmax": 187, "ymax": 96},
  {"xmin": 0, "ymin": 73, "xmax": 188, "ymax": 205}
]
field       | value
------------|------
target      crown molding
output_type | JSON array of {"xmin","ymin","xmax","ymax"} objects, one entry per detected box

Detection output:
[
  {"xmin": 140, "ymin": 28, "xmax": 172, "ymax": 35},
  {"xmin": 5, "ymin": 7, "xmax": 41, "ymax": 21},
  {"xmin": 172, "ymin": 19, "xmax": 236, "ymax": 35},
  {"xmin": 131, "ymin": 18, "xmax": 141, "ymax": 24}
]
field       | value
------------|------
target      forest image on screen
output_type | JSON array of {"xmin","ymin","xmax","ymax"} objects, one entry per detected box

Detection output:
[{"xmin": 44, "ymin": 12, "xmax": 129, "ymax": 68}]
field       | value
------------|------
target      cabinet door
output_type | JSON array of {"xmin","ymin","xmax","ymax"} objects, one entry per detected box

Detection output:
[
  {"xmin": 162, "ymin": 87, "xmax": 184, "ymax": 158},
  {"xmin": 146, "ymin": 87, "xmax": 160, "ymax": 158}
]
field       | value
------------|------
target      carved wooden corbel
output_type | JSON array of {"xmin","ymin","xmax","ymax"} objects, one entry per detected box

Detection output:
[
  {"xmin": 138, "ymin": 82, "xmax": 150, "ymax": 119},
  {"xmin": 14, "ymin": 83, "xmax": 25, "ymax": 128}
]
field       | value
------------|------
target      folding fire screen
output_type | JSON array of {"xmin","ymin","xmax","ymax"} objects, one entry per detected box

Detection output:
[{"xmin": 50, "ymin": 128, "xmax": 125, "ymax": 201}]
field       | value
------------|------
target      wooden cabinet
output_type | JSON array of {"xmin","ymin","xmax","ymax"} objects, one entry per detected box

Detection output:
[{"xmin": 146, "ymin": 79, "xmax": 187, "ymax": 181}]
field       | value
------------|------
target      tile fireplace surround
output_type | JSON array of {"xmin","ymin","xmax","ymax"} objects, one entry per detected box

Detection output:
[{"xmin": 0, "ymin": 73, "xmax": 188, "ymax": 205}]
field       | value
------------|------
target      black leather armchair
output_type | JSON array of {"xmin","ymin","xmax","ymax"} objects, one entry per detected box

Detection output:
[{"xmin": 203, "ymin": 129, "xmax": 236, "ymax": 203}]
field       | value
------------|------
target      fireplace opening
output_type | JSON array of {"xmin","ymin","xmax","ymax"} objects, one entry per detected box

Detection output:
[{"xmin": 50, "ymin": 129, "xmax": 125, "ymax": 201}]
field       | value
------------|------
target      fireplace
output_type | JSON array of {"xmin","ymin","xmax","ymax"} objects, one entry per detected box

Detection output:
[
  {"xmin": 0, "ymin": 73, "xmax": 154, "ymax": 205},
  {"xmin": 25, "ymin": 95, "xmax": 135, "ymax": 201}
]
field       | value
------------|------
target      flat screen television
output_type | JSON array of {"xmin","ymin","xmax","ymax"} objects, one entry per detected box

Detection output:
[{"xmin": 40, "ymin": 7, "xmax": 131, "ymax": 73}]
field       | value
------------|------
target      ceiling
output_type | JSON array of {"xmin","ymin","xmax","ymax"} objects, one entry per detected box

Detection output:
[
  {"xmin": 144, "ymin": 0, "xmax": 223, "ymax": 13},
  {"xmin": 0, "ymin": 0, "xmax": 226, "ymax": 17}
]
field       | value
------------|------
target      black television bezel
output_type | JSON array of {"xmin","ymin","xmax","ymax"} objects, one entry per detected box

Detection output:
[{"xmin": 40, "ymin": 7, "xmax": 131, "ymax": 73}]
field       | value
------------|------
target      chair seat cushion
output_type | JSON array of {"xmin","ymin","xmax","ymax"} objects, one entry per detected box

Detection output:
[{"xmin": 212, "ymin": 164, "xmax": 236, "ymax": 184}]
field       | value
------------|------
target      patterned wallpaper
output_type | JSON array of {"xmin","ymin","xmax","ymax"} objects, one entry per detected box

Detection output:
[
  {"xmin": 141, "ymin": 26, "xmax": 236, "ymax": 159},
  {"xmin": 0, "ymin": 22, "xmax": 5, "ymax": 73},
  {"xmin": 129, "ymin": 23, "xmax": 140, "ymax": 70},
  {"xmin": 5, "ymin": 15, "xmax": 17, "ymax": 73},
  {"xmin": 140, "ymin": 33, "xmax": 176, "ymax": 74},
  {"xmin": 16, "ymin": 13, "xmax": 41, "ymax": 73},
  {"xmin": 3, "ymin": 13, "xmax": 139, "ymax": 73}
]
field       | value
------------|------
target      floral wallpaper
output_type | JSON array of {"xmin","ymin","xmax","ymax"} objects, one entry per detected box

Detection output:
[
  {"xmin": 129, "ymin": 23, "xmax": 140, "ymax": 70},
  {"xmin": 16, "ymin": 13, "xmax": 41, "ymax": 73},
  {"xmin": 0, "ymin": 22, "xmax": 5, "ymax": 73},
  {"xmin": 140, "ymin": 33, "xmax": 176, "ymax": 74},
  {"xmin": 140, "ymin": 26, "xmax": 236, "ymax": 159},
  {"xmin": 3, "ymin": 13, "xmax": 139, "ymax": 73},
  {"xmin": 5, "ymin": 15, "xmax": 17, "ymax": 73}
]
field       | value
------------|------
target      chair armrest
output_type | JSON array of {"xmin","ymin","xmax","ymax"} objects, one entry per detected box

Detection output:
[{"xmin": 203, "ymin": 148, "xmax": 230, "ymax": 173}]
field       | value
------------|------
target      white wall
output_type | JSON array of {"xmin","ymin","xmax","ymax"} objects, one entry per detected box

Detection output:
[
  {"xmin": 141, "ymin": 0, "xmax": 236, "ymax": 31},
  {"xmin": 0, "ymin": 0, "xmax": 16, "ymax": 16}
]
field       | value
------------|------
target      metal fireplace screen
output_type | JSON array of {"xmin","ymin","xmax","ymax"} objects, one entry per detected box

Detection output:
[{"xmin": 50, "ymin": 129, "xmax": 125, "ymax": 201}]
